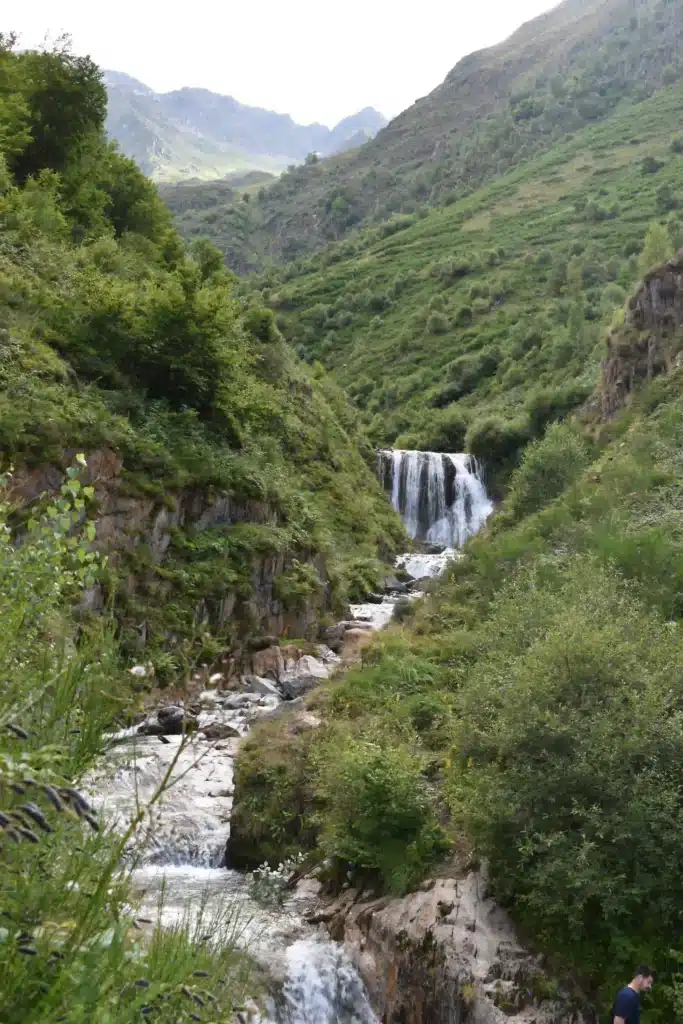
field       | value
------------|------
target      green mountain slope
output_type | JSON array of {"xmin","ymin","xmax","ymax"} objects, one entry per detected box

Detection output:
[
  {"xmin": 169, "ymin": 0, "xmax": 683, "ymax": 270},
  {"xmin": 261, "ymin": 83, "xmax": 683, "ymax": 488},
  {"xmin": 104, "ymin": 71, "xmax": 387, "ymax": 182},
  {"xmin": 232, "ymin": 247, "xmax": 683, "ymax": 1016},
  {"xmin": 0, "ymin": 41, "xmax": 403, "ymax": 668}
]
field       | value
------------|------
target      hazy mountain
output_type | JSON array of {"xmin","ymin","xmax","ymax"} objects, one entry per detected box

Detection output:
[
  {"xmin": 164, "ymin": 0, "xmax": 683, "ymax": 267},
  {"xmin": 104, "ymin": 71, "xmax": 387, "ymax": 182}
]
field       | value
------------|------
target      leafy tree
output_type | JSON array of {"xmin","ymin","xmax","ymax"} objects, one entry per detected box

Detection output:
[
  {"xmin": 9, "ymin": 41, "xmax": 107, "ymax": 184},
  {"xmin": 100, "ymin": 145, "xmax": 172, "ymax": 241},
  {"xmin": 0, "ymin": 34, "xmax": 31, "ymax": 163},
  {"xmin": 638, "ymin": 221, "xmax": 673, "ymax": 276}
]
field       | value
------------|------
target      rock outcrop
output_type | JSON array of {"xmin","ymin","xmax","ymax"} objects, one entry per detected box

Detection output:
[
  {"xmin": 316, "ymin": 872, "xmax": 585, "ymax": 1024},
  {"xmin": 9, "ymin": 448, "xmax": 332, "ymax": 648},
  {"xmin": 600, "ymin": 249, "xmax": 683, "ymax": 419}
]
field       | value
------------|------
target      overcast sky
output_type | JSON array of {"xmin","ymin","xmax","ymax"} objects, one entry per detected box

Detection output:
[{"xmin": 7, "ymin": 0, "xmax": 560, "ymax": 127}]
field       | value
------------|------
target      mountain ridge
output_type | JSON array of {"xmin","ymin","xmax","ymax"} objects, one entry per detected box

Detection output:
[
  {"xmin": 165, "ymin": 0, "xmax": 683, "ymax": 270},
  {"xmin": 104, "ymin": 70, "xmax": 387, "ymax": 181}
]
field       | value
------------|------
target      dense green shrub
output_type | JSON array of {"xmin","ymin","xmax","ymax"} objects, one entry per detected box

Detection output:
[
  {"xmin": 502, "ymin": 422, "xmax": 591, "ymax": 521},
  {"xmin": 454, "ymin": 305, "xmax": 474, "ymax": 326},
  {"xmin": 427, "ymin": 311, "xmax": 450, "ymax": 335},
  {"xmin": 315, "ymin": 737, "xmax": 449, "ymax": 893},
  {"xmin": 450, "ymin": 558, "xmax": 683, "ymax": 995},
  {"xmin": 525, "ymin": 383, "xmax": 592, "ymax": 437},
  {"xmin": 466, "ymin": 416, "xmax": 529, "ymax": 481},
  {"xmin": 423, "ymin": 407, "xmax": 468, "ymax": 452}
]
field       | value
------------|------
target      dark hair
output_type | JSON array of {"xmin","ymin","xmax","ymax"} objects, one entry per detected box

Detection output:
[{"xmin": 634, "ymin": 965, "xmax": 655, "ymax": 980}]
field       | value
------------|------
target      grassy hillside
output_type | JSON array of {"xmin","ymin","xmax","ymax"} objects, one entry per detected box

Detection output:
[
  {"xmin": 164, "ymin": 0, "xmax": 683, "ymax": 270},
  {"xmin": 0, "ymin": 38, "xmax": 404, "ymax": 671},
  {"xmin": 0, "ymin": 43, "xmax": 276, "ymax": 1023},
  {"xmin": 258, "ymin": 83, "xmax": 683, "ymax": 488},
  {"xmin": 232, "ymin": 262, "xmax": 683, "ymax": 1015}
]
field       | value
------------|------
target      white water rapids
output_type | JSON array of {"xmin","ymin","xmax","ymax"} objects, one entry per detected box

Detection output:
[
  {"xmin": 87, "ymin": 704, "xmax": 379, "ymax": 1023},
  {"xmin": 86, "ymin": 450, "xmax": 492, "ymax": 1020}
]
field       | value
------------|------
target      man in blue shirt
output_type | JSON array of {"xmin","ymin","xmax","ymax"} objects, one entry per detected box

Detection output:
[{"xmin": 611, "ymin": 966, "xmax": 655, "ymax": 1024}]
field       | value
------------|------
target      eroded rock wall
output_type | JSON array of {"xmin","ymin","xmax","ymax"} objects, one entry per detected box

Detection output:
[
  {"xmin": 318, "ymin": 873, "xmax": 585, "ymax": 1024},
  {"xmin": 600, "ymin": 249, "xmax": 683, "ymax": 419},
  {"xmin": 9, "ymin": 448, "xmax": 330, "ymax": 648}
]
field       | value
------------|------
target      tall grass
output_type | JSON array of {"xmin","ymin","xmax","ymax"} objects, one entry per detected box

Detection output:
[{"xmin": 0, "ymin": 461, "xmax": 255, "ymax": 1022}]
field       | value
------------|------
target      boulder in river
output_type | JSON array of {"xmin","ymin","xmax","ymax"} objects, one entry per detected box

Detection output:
[
  {"xmin": 250, "ymin": 644, "xmax": 285, "ymax": 682},
  {"xmin": 199, "ymin": 722, "xmax": 241, "ymax": 740},
  {"xmin": 257, "ymin": 696, "xmax": 305, "ymax": 722},
  {"xmin": 382, "ymin": 575, "xmax": 407, "ymax": 594},
  {"xmin": 280, "ymin": 654, "xmax": 329, "ymax": 699},
  {"xmin": 419, "ymin": 542, "xmax": 447, "ymax": 555},
  {"xmin": 138, "ymin": 705, "xmax": 198, "ymax": 736},
  {"xmin": 243, "ymin": 675, "xmax": 282, "ymax": 697}
]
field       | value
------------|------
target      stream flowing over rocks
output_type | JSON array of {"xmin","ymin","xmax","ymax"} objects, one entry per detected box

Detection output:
[
  {"xmin": 83, "ymin": 450, "xmax": 521, "ymax": 1021},
  {"xmin": 87, "ymin": 678, "xmax": 380, "ymax": 1023}
]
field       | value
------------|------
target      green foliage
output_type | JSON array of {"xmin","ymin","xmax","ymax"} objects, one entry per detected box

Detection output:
[
  {"xmin": 0, "ymin": 39, "xmax": 405, "ymax": 656},
  {"xmin": 466, "ymin": 416, "xmax": 528, "ymax": 486},
  {"xmin": 392, "ymin": 597, "xmax": 414, "ymax": 623},
  {"xmin": 502, "ymin": 423, "xmax": 592, "ymax": 522},
  {"xmin": 314, "ymin": 737, "xmax": 449, "ymax": 893},
  {"xmin": 9, "ymin": 42, "xmax": 106, "ymax": 185},
  {"xmin": 0, "ymin": 465, "xmax": 255, "ymax": 1022},
  {"xmin": 230, "ymin": 724, "xmax": 320, "ymax": 869},
  {"xmin": 274, "ymin": 559, "xmax": 323, "ymax": 612},
  {"xmin": 426, "ymin": 311, "xmax": 450, "ymax": 335},
  {"xmin": 450, "ymin": 558, "xmax": 683, "ymax": 1001},
  {"xmin": 639, "ymin": 220, "xmax": 674, "ymax": 275}
]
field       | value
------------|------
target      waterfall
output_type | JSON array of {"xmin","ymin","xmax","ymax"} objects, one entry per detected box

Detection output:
[{"xmin": 378, "ymin": 450, "xmax": 493, "ymax": 547}]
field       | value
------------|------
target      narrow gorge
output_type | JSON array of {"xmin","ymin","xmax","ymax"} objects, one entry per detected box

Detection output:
[{"xmin": 87, "ymin": 448, "xmax": 499, "ymax": 1022}]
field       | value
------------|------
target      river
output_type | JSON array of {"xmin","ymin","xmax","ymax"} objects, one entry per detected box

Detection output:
[{"xmin": 85, "ymin": 451, "xmax": 492, "ymax": 1021}]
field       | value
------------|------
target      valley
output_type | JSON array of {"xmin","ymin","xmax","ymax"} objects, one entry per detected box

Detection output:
[{"xmin": 3, "ymin": 2, "xmax": 683, "ymax": 1021}]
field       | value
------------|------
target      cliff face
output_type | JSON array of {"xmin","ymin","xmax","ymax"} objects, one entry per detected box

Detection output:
[
  {"xmin": 317, "ymin": 873, "xmax": 585, "ymax": 1024},
  {"xmin": 600, "ymin": 250, "xmax": 683, "ymax": 419},
  {"xmin": 11, "ymin": 449, "xmax": 331, "ymax": 654}
]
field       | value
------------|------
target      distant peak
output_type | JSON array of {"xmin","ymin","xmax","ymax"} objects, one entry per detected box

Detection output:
[{"xmin": 103, "ymin": 70, "xmax": 153, "ymax": 95}]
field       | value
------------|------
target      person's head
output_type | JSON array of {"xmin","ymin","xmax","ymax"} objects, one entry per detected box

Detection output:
[{"xmin": 631, "ymin": 966, "xmax": 655, "ymax": 992}]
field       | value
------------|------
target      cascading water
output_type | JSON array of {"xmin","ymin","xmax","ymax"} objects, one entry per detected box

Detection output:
[
  {"xmin": 378, "ymin": 450, "xmax": 493, "ymax": 548},
  {"xmin": 87, "ymin": 706, "xmax": 378, "ymax": 1024},
  {"xmin": 84, "ymin": 454, "xmax": 492, "ymax": 1018}
]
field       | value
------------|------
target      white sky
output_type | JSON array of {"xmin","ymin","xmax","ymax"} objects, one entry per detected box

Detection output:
[{"xmin": 7, "ymin": 0, "xmax": 560, "ymax": 127}]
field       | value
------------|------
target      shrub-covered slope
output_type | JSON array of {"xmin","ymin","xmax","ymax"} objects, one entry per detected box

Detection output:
[
  {"xmin": 258, "ymin": 83, "xmax": 683, "ymax": 489},
  {"xmin": 164, "ymin": 0, "xmax": 683, "ymax": 272},
  {"xmin": 232, "ymin": 252, "xmax": 683, "ymax": 1013},
  {"xmin": 0, "ymin": 38, "xmax": 404, "ymax": 668}
]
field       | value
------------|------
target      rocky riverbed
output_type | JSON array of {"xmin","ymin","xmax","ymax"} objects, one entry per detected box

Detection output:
[{"xmin": 84, "ymin": 546, "xmax": 584, "ymax": 1024}]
